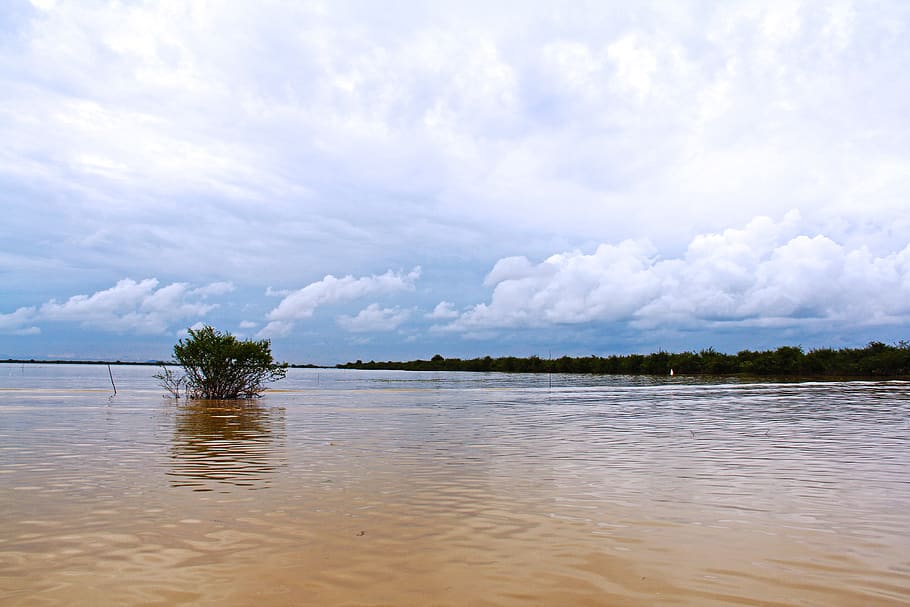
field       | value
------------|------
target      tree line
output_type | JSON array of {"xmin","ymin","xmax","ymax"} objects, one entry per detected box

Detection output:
[{"xmin": 337, "ymin": 341, "xmax": 910, "ymax": 377}]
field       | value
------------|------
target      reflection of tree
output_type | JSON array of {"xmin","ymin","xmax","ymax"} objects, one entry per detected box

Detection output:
[{"xmin": 169, "ymin": 401, "xmax": 285, "ymax": 491}]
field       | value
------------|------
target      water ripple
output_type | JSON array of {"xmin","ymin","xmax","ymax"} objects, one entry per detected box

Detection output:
[{"xmin": 1, "ymin": 365, "xmax": 908, "ymax": 606}]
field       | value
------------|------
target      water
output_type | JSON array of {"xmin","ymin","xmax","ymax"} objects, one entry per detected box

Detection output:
[{"xmin": 1, "ymin": 364, "xmax": 908, "ymax": 606}]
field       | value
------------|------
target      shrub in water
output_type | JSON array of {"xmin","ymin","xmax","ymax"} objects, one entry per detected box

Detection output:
[{"xmin": 156, "ymin": 325, "xmax": 287, "ymax": 399}]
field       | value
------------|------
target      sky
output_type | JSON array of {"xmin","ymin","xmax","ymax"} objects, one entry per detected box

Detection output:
[{"xmin": 1, "ymin": 0, "xmax": 909, "ymax": 365}]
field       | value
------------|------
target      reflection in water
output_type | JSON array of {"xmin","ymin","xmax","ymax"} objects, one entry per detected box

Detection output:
[{"xmin": 169, "ymin": 400, "xmax": 285, "ymax": 491}]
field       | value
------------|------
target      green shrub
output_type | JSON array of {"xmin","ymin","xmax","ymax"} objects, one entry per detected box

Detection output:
[{"xmin": 157, "ymin": 326, "xmax": 287, "ymax": 399}]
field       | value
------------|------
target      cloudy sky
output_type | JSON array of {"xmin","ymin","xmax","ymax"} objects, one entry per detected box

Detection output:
[{"xmin": 1, "ymin": 0, "xmax": 908, "ymax": 364}]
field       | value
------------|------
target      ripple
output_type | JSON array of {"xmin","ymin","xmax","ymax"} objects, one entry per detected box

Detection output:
[{"xmin": 1, "ymin": 366, "xmax": 909, "ymax": 605}]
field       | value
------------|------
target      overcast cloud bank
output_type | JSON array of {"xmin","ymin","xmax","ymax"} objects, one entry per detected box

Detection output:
[{"xmin": 1, "ymin": 1, "xmax": 908, "ymax": 360}]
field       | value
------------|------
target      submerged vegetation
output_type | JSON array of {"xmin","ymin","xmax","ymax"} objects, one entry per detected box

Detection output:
[
  {"xmin": 156, "ymin": 326, "xmax": 287, "ymax": 399},
  {"xmin": 338, "ymin": 341, "xmax": 910, "ymax": 378}
]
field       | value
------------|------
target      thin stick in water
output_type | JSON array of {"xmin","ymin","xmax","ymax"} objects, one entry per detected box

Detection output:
[
  {"xmin": 548, "ymin": 349, "xmax": 552, "ymax": 390},
  {"xmin": 108, "ymin": 364, "xmax": 117, "ymax": 395}
]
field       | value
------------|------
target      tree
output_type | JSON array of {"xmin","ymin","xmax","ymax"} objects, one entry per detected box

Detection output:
[{"xmin": 156, "ymin": 326, "xmax": 287, "ymax": 399}]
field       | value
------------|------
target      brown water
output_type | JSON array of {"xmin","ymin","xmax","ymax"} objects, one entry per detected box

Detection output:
[{"xmin": 1, "ymin": 365, "xmax": 908, "ymax": 606}]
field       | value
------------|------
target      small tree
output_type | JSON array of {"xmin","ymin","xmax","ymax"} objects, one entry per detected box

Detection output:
[{"xmin": 157, "ymin": 325, "xmax": 287, "ymax": 399}]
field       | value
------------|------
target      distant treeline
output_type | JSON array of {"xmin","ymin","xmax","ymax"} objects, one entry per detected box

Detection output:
[{"xmin": 337, "ymin": 341, "xmax": 910, "ymax": 377}]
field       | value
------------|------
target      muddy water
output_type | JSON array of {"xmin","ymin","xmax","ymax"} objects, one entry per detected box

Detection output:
[{"xmin": 1, "ymin": 365, "xmax": 908, "ymax": 606}]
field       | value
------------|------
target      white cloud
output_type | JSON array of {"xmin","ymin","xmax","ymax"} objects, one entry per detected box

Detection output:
[
  {"xmin": 607, "ymin": 34, "xmax": 658, "ymax": 99},
  {"xmin": 444, "ymin": 212, "xmax": 910, "ymax": 333},
  {"xmin": 28, "ymin": 0, "xmax": 56, "ymax": 12},
  {"xmin": 265, "ymin": 287, "xmax": 292, "ymax": 297},
  {"xmin": 450, "ymin": 239, "xmax": 660, "ymax": 329},
  {"xmin": 238, "ymin": 320, "xmax": 258, "ymax": 329},
  {"xmin": 259, "ymin": 267, "xmax": 420, "ymax": 336},
  {"xmin": 255, "ymin": 321, "xmax": 290, "ymax": 338},
  {"xmin": 337, "ymin": 303, "xmax": 410, "ymax": 333},
  {"xmin": 176, "ymin": 321, "xmax": 207, "ymax": 338},
  {"xmin": 0, "ymin": 307, "xmax": 40, "ymax": 335},
  {"xmin": 191, "ymin": 281, "xmax": 235, "ymax": 296},
  {"xmin": 426, "ymin": 301, "xmax": 460, "ymax": 319},
  {"xmin": 0, "ymin": 278, "xmax": 228, "ymax": 335}
]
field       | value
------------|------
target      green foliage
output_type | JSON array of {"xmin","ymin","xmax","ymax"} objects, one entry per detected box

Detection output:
[
  {"xmin": 158, "ymin": 326, "xmax": 287, "ymax": 399},
  {"xmin": 336, "ymin": 340, "xmax": 910, "ymax": 378}
]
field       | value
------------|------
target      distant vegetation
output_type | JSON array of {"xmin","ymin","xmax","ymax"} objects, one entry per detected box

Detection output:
[
  {"xmin": 5, "ymin": 340, "xmax": 909, "ymax": 379},
  {"xmin": 156, "ymin": 325, "xmax": 287, "ymax": 399},
  {"xmin": 337, "ymin": 341, "xmax": 910, "ymax": 378}
]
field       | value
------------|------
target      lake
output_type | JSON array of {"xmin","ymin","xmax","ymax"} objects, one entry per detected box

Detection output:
[{"xmin": 1, "ymin": 364, "xmax": 908, "ymax": 606}]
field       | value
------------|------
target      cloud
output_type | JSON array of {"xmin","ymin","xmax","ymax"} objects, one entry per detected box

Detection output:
[
  {"xmin": 449, "ymin": 239, "xmax": 660, "ymax": 329},
  {"xmin": 3, "ymin": 1, "xmax": 907, "ymax": 288},
  {"xmin": 606, "ymin": 34, "xmax": 658, "ymax": 99},
  {"xmin": 337, "ymin": 303, "xmax": 410, "ymax": 333},
  {"xmin": 191, "ymin": 281, "xmax": 235, "ymax": 296},
  {"xmin": 0, "ymin": 278, "xmax": 228, "ymax": 335},
  {"xmin": 426, "ymin": 301, "xmax": 459, "ymax": 319},
  {"xmin": 259, "ymin": 267, "xmax": 420, "ymax": 336},
  {"xmin": 0, "ymin": 306, "xmax": 40, "ymax": 335},
  {"xmin": 28, "ymin": 0, "xmax": 56, "ymax": 12},
  {"xmin": 443, "ymin": 212, "xmax": 910, "ymax": 333},
  {"xmin": 1, "ymin": 2, "xmax": 909, "ymax": 359},
  {"xmin": 176, "ymin": 321, "xmax": 207, "ymax": 338}
]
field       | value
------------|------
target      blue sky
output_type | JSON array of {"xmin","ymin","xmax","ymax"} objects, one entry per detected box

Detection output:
[{"xmin": 1, "ymin": 1, "xmax": 909, "ymax": 364}]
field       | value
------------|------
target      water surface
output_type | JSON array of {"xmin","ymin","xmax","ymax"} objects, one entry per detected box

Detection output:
[{"xmin": 1, "ymin": 364, "xmax": 908, "ymax": 605}]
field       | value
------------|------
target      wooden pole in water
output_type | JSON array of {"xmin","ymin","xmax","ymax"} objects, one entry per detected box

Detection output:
[{"xmin": 108, "ymin": 364, "xmax": 117, "ymax": 395}]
